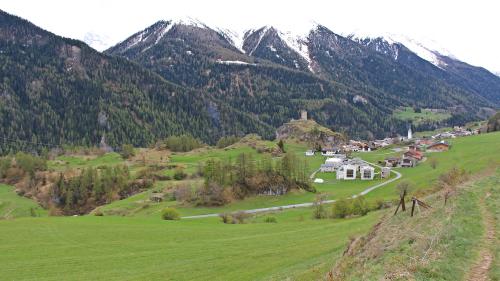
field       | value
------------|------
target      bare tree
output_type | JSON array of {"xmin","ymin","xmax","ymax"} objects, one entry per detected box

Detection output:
[
  {"xmin": 394, "ymin": 181, "xmax": 413, "ymax": 214},
  {"xmin": 430, "ymin": 158, "xmax": 438, "ymax": 169}
]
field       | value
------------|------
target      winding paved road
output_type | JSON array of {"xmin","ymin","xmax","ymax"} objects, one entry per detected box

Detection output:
[{"xmin": 182, "ymin": 160, "xmax": 402, "ymax": 219}]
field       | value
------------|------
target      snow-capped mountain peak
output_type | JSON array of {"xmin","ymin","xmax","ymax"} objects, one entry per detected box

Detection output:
[
  {"xmin": 111, "ymin": 17, "xmax": 216, "ymax": 53},
  {"xmin": 216, "ymin": 28, "xmax": 245, "ymax": 53},
  {"xmin": 349, "ymin": 30, "xmax": 454, "ymax": 69}
]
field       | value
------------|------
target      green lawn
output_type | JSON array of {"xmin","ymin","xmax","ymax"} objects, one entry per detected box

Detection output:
[
  {"xmin": 0, "ymin": 208, "xmax": 381, "ymax": 281},
  {"xmin": 0, "ymin": 184, "xmax": 47, "ymax": 219},
  {"xmin": 393, "ymin": 107, "xmax": 451, "ymax": 125}
]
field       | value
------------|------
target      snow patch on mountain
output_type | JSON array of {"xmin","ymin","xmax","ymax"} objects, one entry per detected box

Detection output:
[
  {"xmin": 247, "ymin": 26, "xmax": 271, "ymax": 56},
  {"xmin": 155, "ymin": 21, "xmax": 174, "ymax": 44},
  {"xmin": 277, "ymin": 30, "xmax": 313, "ymax": 72},
  {"xmin": 216, "ymin": 59, "xmax": 256, "ymax": 66},
  {"xmin": 217, "ymin": 28, "xmax": 245, "ymax": 53}
]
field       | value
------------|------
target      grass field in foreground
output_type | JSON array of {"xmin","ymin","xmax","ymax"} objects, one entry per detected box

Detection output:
[
  {"xmin": 0, "ymin": 184, "xmax": 47, "ymax": 219},
  {"xmin": 0, "ymin": 208, "xmax": 381, "ymax": 281}
]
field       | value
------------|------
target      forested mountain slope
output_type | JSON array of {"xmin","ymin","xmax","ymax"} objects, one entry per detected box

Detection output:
[{"xmin": 0, "ymin": 10, "xmax": 272, "ymax": 153}]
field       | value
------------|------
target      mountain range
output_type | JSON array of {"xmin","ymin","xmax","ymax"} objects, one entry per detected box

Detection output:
[{"xmin": 0, "ymin": 10, "xmax": 499, "ymax": 153}]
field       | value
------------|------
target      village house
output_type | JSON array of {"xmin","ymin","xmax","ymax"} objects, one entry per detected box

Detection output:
[
  {"xmin": 451, "ymin": 126, "xmax": 473, "ymax": 137},
  {"xmin": 416, "ymin": 138, "xmax": 434, "ymax": 146},
  {"xmin": 433, "ymin": 132, "xmax": 455, "ymax": 139},
  {"xmin": 342, "ymin": 164, "xmax": 357, "ymax": 180},
  {"xmin": 321, "ymin": 147, "xmax": 341, "ymax": 156},
  {"xmin": 325, "ymin": 157, "xmax": 343, "ymax": 167},
  {"xmin": 381, "ymin": 167, "xmax": 391, "ymax": 179},
  {"xmin": 349, "ymin": 140, "xmax": 372, "ymax": 152},
  {"xmin": 320, "ymin": 163, "xmax": 336, "ymax": 172},
  {"xmin": 348, "ymin": 158, "xmax": 365, "ymax": 170},
  {"xmin": 360, "ymin": 165, "xmax": 375, "ymax": 180},
  {"xmin": 404, "ymin": 149, "xmax": 424, "ymax": 161},
  {"xmin": 373, "ymin": 138, "xmax": 393, "ymax": 148},
  {"xmin": 320, "ymin": 155, "xmax": 347, "ymax": 172},
  {"xmin": 401, "ymin": 156, "xmax": 417, "ymax": 168},
  {"xmin": 427, "ymin": 141, "xmax": 450, "ymax": 152},
  {"xmin": 342, "ymin": 144, "xmax": 359, "ymax": 152},
  {"xmin": 385, "ymin": 157, "xmax": 400, "ymax": 167}
]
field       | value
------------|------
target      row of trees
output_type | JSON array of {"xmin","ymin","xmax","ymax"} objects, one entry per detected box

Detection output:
[
  {"xmin": 193, "ymin": 152, "xmax": 313, "ymax": 206},
  {"xmin": 312, "ymin": 195, "xmax": 387, "ymax": 219},
  {"xmin": 50, "ymin": 166, "xmax": 140, "ymax": 215},
  {"xmin": 164, "ymin": 135, "xmax": 205, "ymax": 152},
  {"xmin": 0, "ymin": 152, "xmax": 47, "ymax": 180}
]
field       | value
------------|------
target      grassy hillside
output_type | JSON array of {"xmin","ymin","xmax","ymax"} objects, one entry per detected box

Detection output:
[
  {"xmin": 0, "ymin": 184, "xmax": 47, "ymax": 219},
  {"xmin": 330, "ymin": 169, "xmax": 499, "ymax": 280},
  {"xmin": 393, "ymin": 107, "xmax": 451, "ymax": 125},
  {"xmin": 355, "ymin": 132, "xmax": 500, "ymax": 200},
  {"xmin": 0, "ymin": 208, "xmax": 381, "ymax": 281},
  {"xmin": 0, "ymin": 132, "xmax": 498, "ymax": 280}
]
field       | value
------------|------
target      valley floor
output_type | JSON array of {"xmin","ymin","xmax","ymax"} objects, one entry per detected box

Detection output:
[
  {"xmin": 0, "ymin": 208, "xmax": 381, "ymax": 281},
  {"xmin": 0, "ymin": 132, "xmax": 499, "ymax": 280}
]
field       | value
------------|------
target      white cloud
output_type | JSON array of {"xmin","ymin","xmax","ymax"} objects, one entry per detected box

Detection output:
[{"xmin": 1, "ymin": 0, "xmax": 499, "ymax": 73}]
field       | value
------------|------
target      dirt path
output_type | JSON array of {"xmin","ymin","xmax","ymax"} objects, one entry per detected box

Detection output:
[{"xmin": 467, "ymin": 193, "xmax": 495, "ymax": 281}]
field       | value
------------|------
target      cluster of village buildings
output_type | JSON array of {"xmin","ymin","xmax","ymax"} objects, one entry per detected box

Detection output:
[
  {"xmin": 306, "ymin": 151, "xmax": 391, "ymax": 181},
  {"xmin": 307, "ymin": 126, "xmax": 467, "ymax": 182},
  {"xmin": 338, "ymin": 126, "xmax": 469, "ymax": 153}
]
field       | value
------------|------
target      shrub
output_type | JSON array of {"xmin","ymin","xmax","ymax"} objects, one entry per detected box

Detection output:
[
  {"xmin": 14, "ymin": 152, "xmax": 47, "ymax": 176},
  {"xmin": 165, "ymin": 135, "xmax": 204, "ymax": 152},
  {"xmin": 264, "ymin": 216, "xmax": 278, "ymax": 223},
  {"xmin": 0, "ymin": 157, "xmax": 12, "ymax": 178},
  {"xmin": 351, "ymin": 196, "xmax": 369, "ymax": 216},
  {"xmin": 331, "ymin": 199, "xmax": 351, "ymax": 219},
  {"xmin": 120, "ymin": 144, "xmax": 135, "ymax": 159},
  {"xmin": 216, "ymin": 136, "xmax": 240, "ymax": 148},
  {"xmin": 277, "ymin": 139, "xmax": 285, "ymax": 153},
  {"xmin": 373, "ymin": 199, "xmax": 390, "ymax": 210},
  {"xmin": 173, "ymin": 168, "xmax": 187, "ymax": 180},
  {"xmin": 313, "ymin": 194, "xmax": 328, "ymax": 219},
  {"xmin": 173, "ymin": 184, "xmax": 193, "ymax": 203},
  {"xmin": 231, "ymin": 211, "xmax": 250, "ymax": 224},
  {"xmin": 94, "ymin": 209, "xmax": 104, "ymax": 216},
  {"xmin": 219, "ymin": 213, "xmax": 231, "ymax": 224},
  {"xmin": 195, "ymin": 182, "xmax": 232, "ymax": 206},
  {"xmin": 161, "ymin": 207, "xmax": 180, "ymax": 220},
  {"xmin": 29, "ymin": 207, "xmax": 38, "ymax": 217},
  {"xmin": 430, "ymin": 158, "xmax": 438, "ymax": 169}
]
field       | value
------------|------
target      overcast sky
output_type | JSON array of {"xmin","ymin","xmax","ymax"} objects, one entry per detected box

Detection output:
[{"xmin": 2, "ymin": 0, "xmax": 499, "ymax": 73}]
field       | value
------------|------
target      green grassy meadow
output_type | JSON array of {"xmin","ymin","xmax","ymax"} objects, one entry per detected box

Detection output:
[
  {"xmin": 0, "ymin": 208, "xmax": 381, "ymax": 281},
  {"xmin": 393, "ymin": 107, "xmax": 451, "ymax": 124},
  {"xmin": 0, "ymin": 132, "xmax": 498, "ymax": 280},
  {"xmin": 0, "ymin": 184, "xmax": 47, "ymax": 219},
  {"xmin": 362, "ymin": 132, "xmax": 500, "ymax": 200}
]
